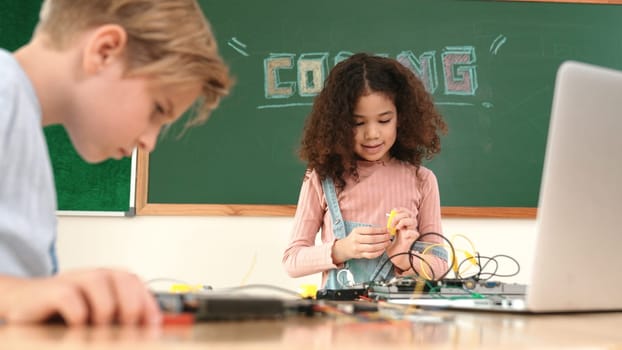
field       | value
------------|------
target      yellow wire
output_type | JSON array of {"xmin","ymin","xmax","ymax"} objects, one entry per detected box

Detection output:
[
  {"xmin": 451, "ymin": 234, "xmax": 477, "ymax": 256},
  {"xmin": 450, "ymin": 233, "xmax": 479, "ymax": 275},
  {"xmin": 239, "ymin": 253, "xmax": 257, "ymax": 286},
  {"xmin": 415, "ymin": 237, "xmax": 479, "ymax": 280}
]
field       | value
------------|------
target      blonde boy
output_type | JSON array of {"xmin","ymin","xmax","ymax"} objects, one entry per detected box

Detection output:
[{"xmin": 0, "ymin": 0, "xmax": 231, "ymax": 325}]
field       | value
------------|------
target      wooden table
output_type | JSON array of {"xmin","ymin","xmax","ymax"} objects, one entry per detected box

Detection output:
[{"xmin": 1, "ymin": 310, "xmax": 622, "ymax": 349}]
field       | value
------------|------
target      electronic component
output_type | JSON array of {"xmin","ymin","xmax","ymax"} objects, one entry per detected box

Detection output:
[
  {"xmin": 367, "ymin": 277, "xmax": 526, "ymax": 300},
  {"xmin": 438, "ymin": 278, "xmax": 526, "ymax": 296},
  {"xmin": 316, "ymin": 288, "xmax": 367, "ymax": 300},
  {"xmin": 155, "ymin": 292, "xmax": 314, "ymax": 321}
]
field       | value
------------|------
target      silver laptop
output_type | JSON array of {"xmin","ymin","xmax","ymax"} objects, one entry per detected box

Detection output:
[{"xmin": 391, "ymin": 61, "xmax": 622, "ymax": 313}]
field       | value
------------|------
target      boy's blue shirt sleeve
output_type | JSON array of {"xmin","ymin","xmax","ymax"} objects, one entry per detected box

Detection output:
[{"xmin": 0, "ymin": 48, "xmax": 58, "ymax": 277}]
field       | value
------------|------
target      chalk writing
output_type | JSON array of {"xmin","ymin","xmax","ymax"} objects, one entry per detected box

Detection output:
[{"xmin": 263, "ymin": 46, "xmax": 479, "ymax": 107}]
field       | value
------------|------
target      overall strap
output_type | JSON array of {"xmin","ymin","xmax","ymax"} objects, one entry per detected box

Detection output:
[
  {"xmin": 322, "ymin": 177, "xmax": 350, "ymax": 289},
  {"xmin": 321, "ymin": 177, "xmax": 346, "ymax": 239},
  {"xmin": 413, "ymin": 241, "xmax": 449, "ymax": 261}
]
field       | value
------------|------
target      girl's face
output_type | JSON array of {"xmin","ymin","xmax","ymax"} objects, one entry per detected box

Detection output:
[{"xmin": 352, "ymin": 92, "xmax": 397, "ymax": 162}]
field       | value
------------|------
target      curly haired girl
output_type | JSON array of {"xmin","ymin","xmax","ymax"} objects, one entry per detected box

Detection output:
[{"xmin": 283, "ymin": 53, "xmax": 448, "ymax": 289}]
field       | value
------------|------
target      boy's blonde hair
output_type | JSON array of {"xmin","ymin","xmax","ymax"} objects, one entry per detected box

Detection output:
[{"xmin": 36, "ymin": 0, "xmax": 231, "ymax": 126}]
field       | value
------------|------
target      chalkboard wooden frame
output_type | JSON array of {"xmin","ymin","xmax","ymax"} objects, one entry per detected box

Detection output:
[
  {"xmin": 513, "ymin": 0, "xmax": 621, "ymax": 3},
  {"xmin": 135, "ymin": 150, "xmax": 537, "ymax": 218},
  {"xmin": 134, "ymin": 0, "xmax": 619, "ymax": 219}
]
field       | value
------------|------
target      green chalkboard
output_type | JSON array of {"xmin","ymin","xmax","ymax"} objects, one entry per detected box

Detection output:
[
  {"xmin": 1, "ymin": 1, "xmax": 132, "ymax": 213},
  {"xmin": 145, "ymin": 0, "xmax": 622, "ymax": 215}
]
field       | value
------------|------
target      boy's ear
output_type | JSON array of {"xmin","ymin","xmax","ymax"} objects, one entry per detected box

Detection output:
[{"xmin": 82, "ymin": 24, "xmax": 127, "ymax": 74}]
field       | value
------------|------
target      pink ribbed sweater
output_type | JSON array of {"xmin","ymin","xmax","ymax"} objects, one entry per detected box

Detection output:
[{"xmin": 282, "ymin": 158, "xmax": 445, "ymax": 287}]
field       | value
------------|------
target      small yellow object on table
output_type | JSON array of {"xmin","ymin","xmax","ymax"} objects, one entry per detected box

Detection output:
[
  {"xmin": 299, "ymin": 284, "xmax": 318, "ymax": 299},
  {"xmin": 169, "ymin": 284, "xmax": 204, "ymax": 293}
]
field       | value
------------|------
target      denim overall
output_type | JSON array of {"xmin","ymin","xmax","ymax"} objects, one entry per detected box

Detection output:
[
  {"xmin": 322, "ymin": 178, "xmax": 394, "ymax": 289},
  {"xmin": 322, "ymin": 178, "xmax": 449, "ymax": 289}
]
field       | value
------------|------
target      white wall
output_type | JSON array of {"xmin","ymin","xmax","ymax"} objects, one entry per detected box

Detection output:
[{"xmin": 56, "ymin": 216, "xmax": 537, "ymax": 292}]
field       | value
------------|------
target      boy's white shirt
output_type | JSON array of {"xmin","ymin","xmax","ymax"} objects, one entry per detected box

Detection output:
[{"xmin": 0, "ymin": 49, "xmax": 57, "ymax": 277}]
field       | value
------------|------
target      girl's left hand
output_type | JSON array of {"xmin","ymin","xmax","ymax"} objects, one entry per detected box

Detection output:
[
  {"xmin": 387, "ymin": 207, "xmax": 420, "ymax": 242},
  {"xmin": 386, "ymin": 207, "xmax": 420, "ymax": 262}
]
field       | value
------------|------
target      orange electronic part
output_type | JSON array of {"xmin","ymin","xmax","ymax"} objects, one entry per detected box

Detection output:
[{"xmin": 162, "ymin": 312, "xmax": 195, "ymax": 325}]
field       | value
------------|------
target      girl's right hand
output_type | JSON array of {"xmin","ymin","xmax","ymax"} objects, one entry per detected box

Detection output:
[{"xmin": 331, "ymin": 226, "xmax": 391, "ymax": 264}]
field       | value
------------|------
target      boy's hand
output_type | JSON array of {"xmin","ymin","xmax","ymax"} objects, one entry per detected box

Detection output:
[
  {"xmin": 0, "ymin": 269, "xmax": 161, "ymax": 326},
  {"xmin": 331, "ymin": 226, "xmax": 391, "ymax": 264}
]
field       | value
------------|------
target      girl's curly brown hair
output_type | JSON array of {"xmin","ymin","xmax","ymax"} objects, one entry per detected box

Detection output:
[{"xmin": 299, "ymin": 53, "xmax": 447, "ymax": 188}]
